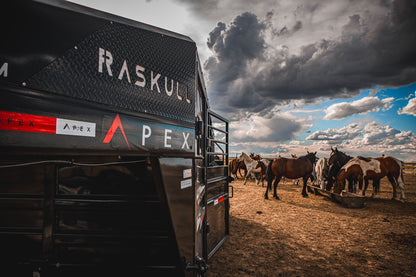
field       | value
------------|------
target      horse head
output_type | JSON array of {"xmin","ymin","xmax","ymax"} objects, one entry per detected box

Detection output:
[
  {"xmin": 327, "ymin": 149, "xmax": 352, "ymax": 190},
  {"xmin": 305, "ymin": 151, "xmax": 318, "ymax": 165},
  {"xmin": 237, "ymin": 152, "xmax": 250, "ymax": 163},
  {"xmin": 332, "ymin": 178, "xmax": 344, "ymax": 194}
]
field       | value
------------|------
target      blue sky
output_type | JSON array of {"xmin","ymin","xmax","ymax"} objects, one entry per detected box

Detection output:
[
  {"xmin": 298, "ymin": 83, "xmax": 416, "ymax": 140},
  {"xmin": 235, "ymin": 83, "xmax": 416, "ymax": 161},
  {"xmin": 71, "ymin": 0, "xmax": 416, "ymax": 161}
]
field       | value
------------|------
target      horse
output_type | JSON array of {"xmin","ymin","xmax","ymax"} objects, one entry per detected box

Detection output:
[
  {"xmin": 229, "ymin": 158, "xmax": 247, "ymax": 179},
  {"xmin": 326, "ymin": 147, "xmax": 352, "ymax": 191},
  {"xmin": 237, "ymin": 160, "xmax": 247, "ymax": 178},
  {"xmin": 254, "ymin": 159, "xmax": 270, "ymax": 187},
  {"xmin": 229, "ymin": 158, "xmax": 239, "ymax": 179},
  {"xmin": 332, "ymin": 156, "xmax": 406, "ymax": 201},
  {"xmin": 250, "ymin": 153, "xmax": 261, "ymax": 161},
  {"xmin": 265, "ymin": 152, "xmax": 317, "ymax": 199},
  {"xmin": 237, "ymin": 152, "xmax": 262, "ymax": 185},
  {"xmin": 315, "ymin": 157, "xmax": 329, "ymax": 190}
]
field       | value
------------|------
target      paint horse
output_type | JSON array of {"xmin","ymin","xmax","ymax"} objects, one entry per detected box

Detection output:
[
  {"xmin": 237, "ymin": 152, "xmax": 262, "ymax": 186},
  {"xmin": 265, "ymin": 152, "xmax": 317, "ymax": 199},
  {"xmin": 332, "ymin": 156, "xmax": 406, "ymax": 201}
]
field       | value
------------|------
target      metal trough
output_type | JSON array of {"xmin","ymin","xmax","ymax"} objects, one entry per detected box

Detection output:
[{"xmin": 307, "ymin": 185, "xmax": 366, "ymax": 208}]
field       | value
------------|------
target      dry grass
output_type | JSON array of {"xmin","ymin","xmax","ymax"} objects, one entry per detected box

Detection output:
[{"xmin": 209, "ymin": 173, "xmax": 416, "ymax": 276}]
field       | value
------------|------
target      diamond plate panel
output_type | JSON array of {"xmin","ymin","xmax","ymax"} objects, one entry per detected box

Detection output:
[{"xmin": 26, "ymin": 22, "xmax": 196, "ymax": 124}]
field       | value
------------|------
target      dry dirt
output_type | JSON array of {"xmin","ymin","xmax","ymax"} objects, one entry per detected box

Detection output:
[{"xmin": 209, "ymin": 173, "xmax": 416, "ymax": 276}]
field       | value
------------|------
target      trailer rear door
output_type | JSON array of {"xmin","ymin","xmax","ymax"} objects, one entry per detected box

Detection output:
[{"xmin": 206, "ymin": 110, "xmax": 230, "ymax": 259}]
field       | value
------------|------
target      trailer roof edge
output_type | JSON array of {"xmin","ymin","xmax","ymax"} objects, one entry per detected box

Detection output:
[{"xmin": 35, "ymin": 0, "xmax": 195, "ymax": 44}]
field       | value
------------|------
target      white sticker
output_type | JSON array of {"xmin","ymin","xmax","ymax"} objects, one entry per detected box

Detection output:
[
  {"xmin": 183, "ymin": 168, "xmax": 192, "ymax": 179},
  {"xmin": 181, "ymin": 178, "xmax": 192, "ymax": 189},
  {"xmin": 56, "ymin": 118, "xmax": 96, "ymax": 137}
]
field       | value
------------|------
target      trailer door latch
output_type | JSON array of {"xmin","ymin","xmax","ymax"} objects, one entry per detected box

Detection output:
[{"xmin": 186, "ymin": 256, "xmax": 208, "ymax": 274}]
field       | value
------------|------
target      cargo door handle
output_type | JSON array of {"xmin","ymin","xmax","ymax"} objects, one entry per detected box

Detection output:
[{"xmin": 229, "ymin": 185, "xmax": 233, "ymax": 198}]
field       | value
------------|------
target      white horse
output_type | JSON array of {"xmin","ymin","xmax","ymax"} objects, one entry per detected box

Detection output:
[
  {"xmin": 237, "ymin": 152, "xmax": 262, "ymax": 185},
  {"xmin": 315, "ymin": 157, "xmax": 329, "ymax": 189}
]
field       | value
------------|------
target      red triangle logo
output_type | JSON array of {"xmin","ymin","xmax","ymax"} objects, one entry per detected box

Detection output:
[{"xmin": 103, "ymin": 114, "xmax": 130, "ymax": 149}]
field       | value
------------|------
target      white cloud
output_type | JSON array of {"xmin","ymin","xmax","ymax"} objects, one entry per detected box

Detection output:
[
  {"xmin": 307, "ymin": 121, "xmax": 416, "ymax": 161},
  {"xmin": 398, "ymin": 92, "xmax": 416, "ymax": 116},
  {"xmin": 306, "ymin": 123, "xmax": 361, "ymax": 143},
  {"xmin": 323, "ymin": 96, "xmax": 394, "ymax": 120}
]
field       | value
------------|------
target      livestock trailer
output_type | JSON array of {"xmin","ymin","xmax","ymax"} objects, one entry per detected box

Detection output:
[{"xmin": 0, "ymin": 1, "xmax": 231, "ymax": 275}]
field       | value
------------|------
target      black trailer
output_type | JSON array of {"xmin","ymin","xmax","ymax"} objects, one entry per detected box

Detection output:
[{"xmin": 0, "ymin": 1, "xmax": 230, "ymax": 275}]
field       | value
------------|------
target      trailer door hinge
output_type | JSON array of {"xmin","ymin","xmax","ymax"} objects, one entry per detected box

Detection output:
[{"xmin": 186, "ymin": 256, "xmax": 208, "ymax": 275}]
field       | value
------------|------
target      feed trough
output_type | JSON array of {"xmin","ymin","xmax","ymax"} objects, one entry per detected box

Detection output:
[{"xmin": 307, "ymin": 185, "xmax": 366, "ymax": 208}]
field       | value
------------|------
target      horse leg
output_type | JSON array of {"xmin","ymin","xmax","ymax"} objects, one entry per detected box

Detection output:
[
  {"xmin": 387, "ymin": 174, "xmax": 397, "ymax": 200},
  {"xmin": 319, "ymin": 176, "xmax": 325, "ymax": 190},
  {"xmin": 397, "ymin": 171, "xmax": 406, "ymax": 202},
  {"xmin": 347, "ymin": 179, "xmax": 352, "ymax": 193},
  {"xmin": 273, "ymin": 176, "xmax": 281, "ymax": 200},
  {"xmin": 264, "ymin": 176, "xmax": 273, "ymax": 199},
  {"xmin": 302, "ymin": 176, "xmax": 309, "ymax": 197},
  {"xmin": 243, "ymin": 169, "xmax": 252, "ymax": 186},
  {"xmin": 362, "ymin": 179, "xmax": 369, "ymax": 196},
  {"xmin": 372, "ymin": 179, "xmax": 379, "ymax": 198}
]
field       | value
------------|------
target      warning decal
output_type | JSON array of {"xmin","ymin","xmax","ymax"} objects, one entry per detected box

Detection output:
[
  {"xmin": 0, "ymin": 111, "xmax": 96, "ymax": 137},
  {"xmin": 214, "ymin": 196, "xmax": 224, "ymax": 206}
]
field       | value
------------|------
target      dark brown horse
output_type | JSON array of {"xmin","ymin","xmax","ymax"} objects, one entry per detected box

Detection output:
[
  {"xmin": 250, "ymin": 153, "xmax": 261, "ymax": 161},
  {"xmin": 265, "ymin": 152, "xmax": 317, "ymax": 199},
  {"xmin": 254, "ymin": 160, "xmax": 268, "ymax": 187},
  {"xmin": 333, "ymin": 156, "xmax": 406, "ymax": 201}
]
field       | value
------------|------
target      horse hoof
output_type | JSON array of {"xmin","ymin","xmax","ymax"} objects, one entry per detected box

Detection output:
[
  {"xmin": 302, "ymin": 194, "xmax": 308, "ymax": 198},
  {"xmin": 274, "ymin": 196, "xmax": 280, "ymax": 200}
]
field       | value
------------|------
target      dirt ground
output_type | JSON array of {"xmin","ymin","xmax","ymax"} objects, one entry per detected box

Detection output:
[{"xmin": 209, "ymin": 172, "xmax": 416, "ymax": 276}]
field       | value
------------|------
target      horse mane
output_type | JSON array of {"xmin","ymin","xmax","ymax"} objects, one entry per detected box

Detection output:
[
  {"xmin": 330, "ymin": 148, "xmax": 352, "ymax": 160},
  {"xmin": 357, "ymin": 156, "xmax": 372, "ymax": 162}
]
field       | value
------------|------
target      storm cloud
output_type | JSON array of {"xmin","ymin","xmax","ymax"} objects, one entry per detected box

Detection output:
[{"xmin": 204, "ymin": 0, "xmax": 416, "ymax": 114}]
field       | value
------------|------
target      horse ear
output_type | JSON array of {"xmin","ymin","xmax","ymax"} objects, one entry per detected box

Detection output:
[{"xmin": 314, "ymin": 151, "xmax": 317, "ymax": 155}]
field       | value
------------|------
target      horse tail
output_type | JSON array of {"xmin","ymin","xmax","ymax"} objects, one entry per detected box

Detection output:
[
  {"xmin": 266, "ymin": 159, "xmax": 274, "ymax": 182},
  {"xmin": 399, "ymin": 160, "xmax": 405, "ymax": 186}
]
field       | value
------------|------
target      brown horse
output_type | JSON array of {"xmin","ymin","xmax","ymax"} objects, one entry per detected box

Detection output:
[
  {"xmin": 265, "ymin": 152, "xmax": 317, "ymax": 199},
  {"xmin": 333, "ymin": 156, "xmax": 406, "ymax": 201},
  {"xmin": 254, "ymin": 160, "xmax": 268, "ymax": 187},
  {"xmin": 250, "ymin": 153, "xmax": 261, "ymax": 160},
  {"xmin": 229, "ymin": 158, "xmax": 247, "ymax": 179},
  {"xmin": 229, "ymin": 159, "xmax": 239, "ymax": 179},
  {"xmin": 237, "ymin": 159, "xmax": 247, "ymax": 178}
]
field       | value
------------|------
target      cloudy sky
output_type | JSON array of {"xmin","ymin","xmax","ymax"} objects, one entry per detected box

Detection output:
[{"xmin": 71, "ymin": 0, "xmax": 416, "ymax": 161}]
